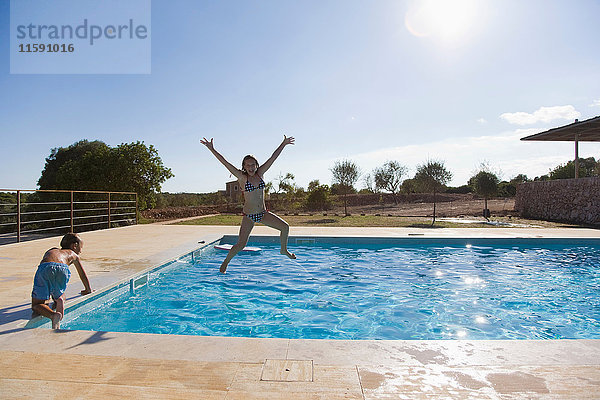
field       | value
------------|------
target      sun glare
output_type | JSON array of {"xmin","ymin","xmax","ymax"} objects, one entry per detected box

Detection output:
[{"xmin": 405, "ymin": 0, "xmax": 480, "ymax": 43}]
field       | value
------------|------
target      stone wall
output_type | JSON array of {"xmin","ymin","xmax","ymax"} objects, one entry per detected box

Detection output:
[{"xmin": 515, "ymin": 177, "xmax": 600, "ymax": 225}]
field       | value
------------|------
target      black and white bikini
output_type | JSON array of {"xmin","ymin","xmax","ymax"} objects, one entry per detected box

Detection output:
[
  {"xmin": 244, "ymin": 176, "xmax": 265, "ymax": 193},
  {"xmin": 242, "ymin": 176, "xmax": 267, "ymax": 223}
]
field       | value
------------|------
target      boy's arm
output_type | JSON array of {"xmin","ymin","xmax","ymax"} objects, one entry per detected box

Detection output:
[
  {"xmin": 72, "ymin": 257, "xmax": 92, "ymax": 295},
  {"xmin": 258, "ymin": 135, "xmax": 295, "ymax": 175}
]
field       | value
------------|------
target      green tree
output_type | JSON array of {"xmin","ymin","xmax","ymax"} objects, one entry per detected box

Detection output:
[
  {"xmin": 373, "ymin": 161, "xmax": 407, "ymax": 204},
  {"xmin": 330, "ymin": 183, "xmax": 357, "ymax": 195},
  {"xmin": 510, "ymin": 174, "xmax": 529, "ymax": 184},
  {"xmin": 362, "ymin": 173, "xmax": 377, "ymax": 194},
  {"xmin": 445, "ymin": 185, "xmax": 471, "ymax": 194},
  {"xmin": 497, "ymin": 174, "xmax": 529, "ymax": 198},
  {"xmin": 497, "ymin": 181, "xmax": 516, "ymax": 197},
  {"xmin": 414, "ymin": 160, "xmax": 452, "ymax": 226},
  {"xmin": 305, "ymin": 180, "xmax": 331, "ymax": 211},
  {"xmin": 469, "ymin": 170, "xmax": 500, "ymax": 220},
  {"xmin": 0, "ymin": 192, "xmax": 17, "ymax": 204},
  {"xmin": 107, "ymin": 141, "xmax": 175, "ymax": 208},
  {"xmin": 548, "ymin": 157, "xmax": 598, "ymax": 179},
  {"xmin": 271, "ymin": 172, "xmax": 298, "ymax": 211},
  {"xmin": 38, "ymin": 140, "xmax": 174, "ymax": 209},
  {"xmin": 401, "ymin": 178, "xmax": 417, "ymax": 194},
  {"xmin": 273, "ymin": 172, "xmax": 296, "ymax": 194},
  {"xmin": 37, "ymin": 140, "xmax": 111, "ymax": 190},
  {"xmin": 330, "ymin": 159, "xmax": 360, "ymax": 216}
]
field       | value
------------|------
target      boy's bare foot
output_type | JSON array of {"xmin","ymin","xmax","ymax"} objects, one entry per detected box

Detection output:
[
  {"xmin": 219, "ymin": 263, "xmax": 228, "ymax": 274},
  {"xmin": 281, "ymin": 249, "xmax": 296, "ymax": 259},
  {"xmin": 51, "ymin": 312, "xmax": 63, "ymax": 329}
]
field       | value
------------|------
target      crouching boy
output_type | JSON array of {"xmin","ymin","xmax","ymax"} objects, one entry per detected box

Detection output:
[{"xmin": 31, "ymin": 233, "xmax": 92, "ymax": 329}]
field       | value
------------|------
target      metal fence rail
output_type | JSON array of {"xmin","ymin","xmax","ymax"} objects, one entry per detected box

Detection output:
[{"xmin": 0, "ymin": 189, "xmax": 138, "ymax": 244}]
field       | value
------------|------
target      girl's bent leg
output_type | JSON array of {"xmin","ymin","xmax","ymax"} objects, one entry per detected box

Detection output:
[
  {"xmin": 261, "ymin": 212, "xmax": 296, "ymax": 259},
  {"xmin": 220, "ymin": 217, "xmax": 254, "ymax": 273}
]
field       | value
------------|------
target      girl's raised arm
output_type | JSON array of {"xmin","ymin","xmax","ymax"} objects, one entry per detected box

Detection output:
[
  {"xmin": 258, "ymin": 135, "xmax": 295, "ymax": 175},
  {"xmin": 200, "ymin": 138, "xmax": 242, "ymax": 178}
]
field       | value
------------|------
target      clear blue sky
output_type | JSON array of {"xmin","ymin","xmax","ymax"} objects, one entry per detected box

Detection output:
[{"xmin": 2, "ymin": 0, "xmax": 600, "ymax": 193}]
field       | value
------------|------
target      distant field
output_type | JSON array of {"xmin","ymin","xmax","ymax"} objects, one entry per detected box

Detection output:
[{"xmin": 172, "ymin": 213, "xmax": 568, "ymax": 228}]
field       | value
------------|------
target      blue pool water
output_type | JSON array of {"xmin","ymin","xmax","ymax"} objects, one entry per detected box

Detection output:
[{"xmin": 61, "ymin": 237, "xmax": 600, "ymax": 340}]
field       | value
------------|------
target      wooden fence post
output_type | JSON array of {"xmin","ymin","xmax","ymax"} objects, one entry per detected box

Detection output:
[
  {"xmin": 107, "ymin": 192, "xmax": 111, "ymax": 229},
  {"xmin": 70, "ymin": 191, "xmax": 74, "ymax": 232},
  {"xmin": 135, "ymin": 193, "xmax": 139, "ymax": 224},
  {"xmin": 16, "ymin": 190, "xmax": 21, "ymax": 243}
]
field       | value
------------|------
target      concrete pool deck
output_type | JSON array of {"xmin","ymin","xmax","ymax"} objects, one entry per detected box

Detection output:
[{"xmin": 1, "ymin": 224, "xmax": 599, "ymax": 399}]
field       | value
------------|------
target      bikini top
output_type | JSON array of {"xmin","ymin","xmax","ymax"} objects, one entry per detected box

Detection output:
[{"xmin": 244, "ymin": 176, "xmax": 265, "ymax": 192}]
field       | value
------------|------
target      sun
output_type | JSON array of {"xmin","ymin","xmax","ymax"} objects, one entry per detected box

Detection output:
[{"xmin": 405, "ymin": 0, "xmax": 480, "ymax": 44}]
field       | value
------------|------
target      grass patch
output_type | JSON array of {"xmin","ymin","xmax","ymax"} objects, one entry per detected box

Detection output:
[{"xmin": 138, "ymin": 215, "xmax": 156, "ymax": 224}]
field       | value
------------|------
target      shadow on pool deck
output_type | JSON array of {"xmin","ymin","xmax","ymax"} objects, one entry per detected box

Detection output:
[
  {"xmin": 64, "ymin": 330, "xmax": 114, "ymax": 349},
  {"xmin": 0, "ymin": 303, "xmax": 32, "ymax": 330}
]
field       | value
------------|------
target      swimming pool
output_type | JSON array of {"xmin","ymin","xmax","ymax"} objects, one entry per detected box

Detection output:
[{"xmin": 58, "ymin": 236, "xmax": 600, "ymax": 340}]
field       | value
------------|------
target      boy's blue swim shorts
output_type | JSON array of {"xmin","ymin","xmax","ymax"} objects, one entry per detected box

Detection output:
[{"xmin": 31, "ymin": 262, "xmax": 71, "ymax": 301}]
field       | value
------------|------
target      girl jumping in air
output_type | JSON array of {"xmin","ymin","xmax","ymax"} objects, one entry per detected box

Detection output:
[{"xmin": 200, "ymin": 135, "xmax": 296, "ymax": 273}]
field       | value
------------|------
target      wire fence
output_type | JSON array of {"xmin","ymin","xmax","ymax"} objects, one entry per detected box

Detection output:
[{"xmin": 0, "ymin": 189, "xmax": 138, "ymax": 245}]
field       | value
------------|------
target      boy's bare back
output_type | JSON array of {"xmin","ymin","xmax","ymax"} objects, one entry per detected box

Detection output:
[{"xmin": 41, "ymin": 247, "xmax": 79, "ymax": 266}]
